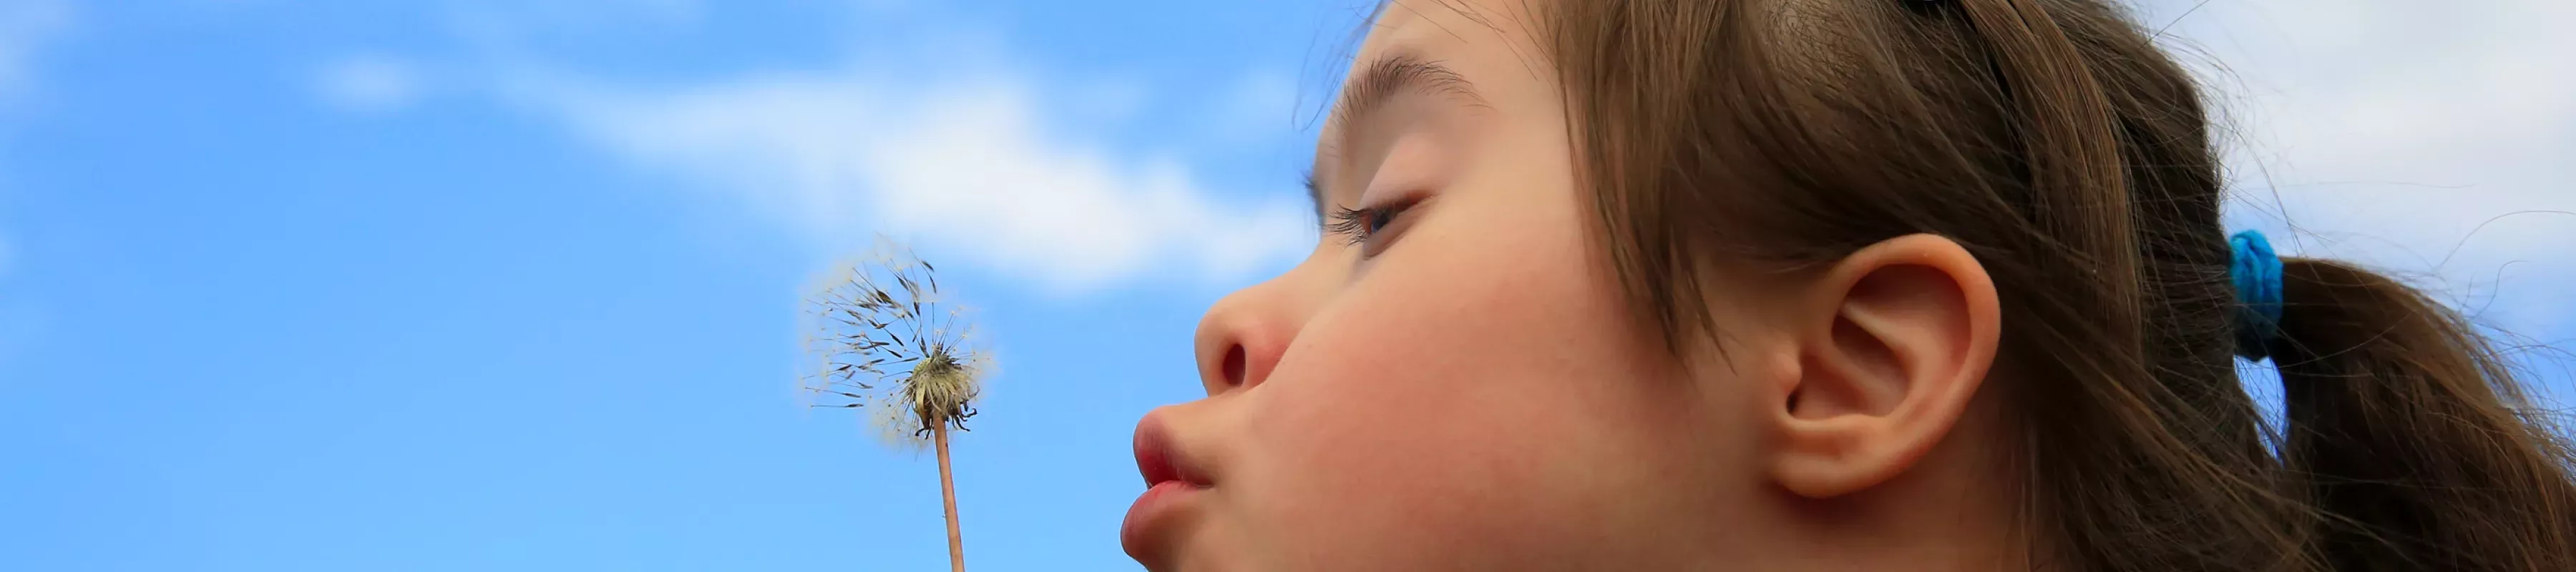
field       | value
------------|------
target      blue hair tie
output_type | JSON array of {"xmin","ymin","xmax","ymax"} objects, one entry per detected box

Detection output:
[{"xmin": 2229, "ymin": 230, "xmax": 2285, "ymax": 360}]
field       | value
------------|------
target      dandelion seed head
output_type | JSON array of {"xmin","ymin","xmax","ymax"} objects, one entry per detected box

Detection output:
[{"xmin": 804, "ymin": 236, "xmax": 986, "ymax": 449}]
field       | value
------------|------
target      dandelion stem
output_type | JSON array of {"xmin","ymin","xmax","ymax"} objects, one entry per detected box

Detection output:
[{"xmin": 935, "ymin": 423, "xmax": 966, "ymax": 572}]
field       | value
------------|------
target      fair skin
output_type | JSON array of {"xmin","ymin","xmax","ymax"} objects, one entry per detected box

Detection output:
[{"xmin": 1123, "ymin": 1, "xmax": 2031, "ymax": 570}]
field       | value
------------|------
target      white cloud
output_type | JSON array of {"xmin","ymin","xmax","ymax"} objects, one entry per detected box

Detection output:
[
  {"xmin": 515, "ymin": 69, "xmax": 1312, "ymax": 292},
  {"xmin": 313, "ymin": 54, "xmax": 426, "ymax": 114},
  {"xmin": 0, "ymin": 0, "xmax": 70, "ymax": 99},
  {"xmin": 1204, "ymin": 70, "xmax": 1304, "ymax": 145},
  {"xmin": 0, "ymin": 0, "xmax": 72, "ymax": 282},
  {"xmin": 2150, "ymin": 0, "xmax": 2576, "ymax": 333}
]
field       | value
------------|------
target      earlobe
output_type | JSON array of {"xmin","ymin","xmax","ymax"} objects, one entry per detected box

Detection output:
[{"xmin": 1767, "ymin": 234, "xmax": 2001, "ymax": 498}]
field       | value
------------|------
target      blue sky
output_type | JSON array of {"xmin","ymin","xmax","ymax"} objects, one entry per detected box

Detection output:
[{"xmin": 0, "ymin": 1, "xmax": 2570, "ymax": 571}]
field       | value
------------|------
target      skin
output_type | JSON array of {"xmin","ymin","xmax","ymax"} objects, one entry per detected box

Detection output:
[{"xmin": 1129, "ymin": 1, "xmax": 2033, "ymax": 570}]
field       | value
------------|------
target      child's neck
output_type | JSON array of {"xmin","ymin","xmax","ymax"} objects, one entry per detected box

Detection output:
[{"xmin": 1750, "ymin": 405, "xmax": 2034, "ymax": 571}]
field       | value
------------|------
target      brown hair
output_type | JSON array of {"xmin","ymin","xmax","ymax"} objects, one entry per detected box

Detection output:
[{"xmin": 1533, "ymin": 0, "xmax": 2576, "ymax": 570}]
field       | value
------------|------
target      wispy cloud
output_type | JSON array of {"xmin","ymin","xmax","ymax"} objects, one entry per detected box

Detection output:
[
  {"xmin": 0, "ymin": 0, "xmax": 72, "ymax": 285},
  {"xmin": 313, "ymin": 54, "xmax": 428, "ymax": 114},
  {"xmin": 512, "ymin": 68, "xmax": 1312, "ymax": 292},
  {"xmin": 0, "ymin": 0, "xmax": 70, "ymax": 100},
  {"xmin": 1202, "ymin": 70, "xmax": 1304, "ymax": 147},
  {"xmin": 2156, "ymin": 0, "xmax": 2576, "ymax": 333}
]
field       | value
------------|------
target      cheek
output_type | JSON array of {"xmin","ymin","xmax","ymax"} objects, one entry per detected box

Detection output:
[{"xmin": 1224, "ymin": 195, "xmax": 1739, "ymax": 568}]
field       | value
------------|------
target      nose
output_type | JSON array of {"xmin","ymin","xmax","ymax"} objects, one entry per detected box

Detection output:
[{"xmin": 1193, "ymin": 277, "xmax": 1301, "ymax": 395}]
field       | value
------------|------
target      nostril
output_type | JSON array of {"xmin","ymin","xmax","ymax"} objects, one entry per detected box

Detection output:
[{"xmin": 1222, "ymin": 344, "xmax": 1248, "ymax": 388}]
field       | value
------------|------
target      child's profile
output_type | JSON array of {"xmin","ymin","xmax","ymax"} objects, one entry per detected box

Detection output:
[{"xmin": 1118, "ymin": 1, "xmax": 2576, "ymax": 571}]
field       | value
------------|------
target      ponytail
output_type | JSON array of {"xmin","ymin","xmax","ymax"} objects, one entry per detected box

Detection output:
[{"xmin": 2267, "ymin": 258, "xmax": 2576, "ymax": 571}]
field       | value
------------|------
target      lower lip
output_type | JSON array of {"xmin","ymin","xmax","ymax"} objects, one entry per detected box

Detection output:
[{"xmin": 1119, "ymin": 480, "xmax": 1203, "ymax": 558}]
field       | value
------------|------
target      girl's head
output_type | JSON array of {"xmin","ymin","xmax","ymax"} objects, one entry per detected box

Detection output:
[{"xmin": 1123, "ymin": 1, "xmax": 2576, "ymax": 570}]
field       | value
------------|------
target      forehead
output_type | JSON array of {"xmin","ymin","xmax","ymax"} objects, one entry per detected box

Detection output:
[
  {"xmin": 1322, "ymin": 1, "xmax": 1548, "ymax": 141},
  {"xmin": 1354, "ymin": 1, "xmax": 1536, "ymax": 64}
]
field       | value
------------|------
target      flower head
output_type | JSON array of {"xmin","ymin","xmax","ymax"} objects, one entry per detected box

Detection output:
[{"xmin": 806, "ymin": 239, "xmax": 985, "ymax": 448}]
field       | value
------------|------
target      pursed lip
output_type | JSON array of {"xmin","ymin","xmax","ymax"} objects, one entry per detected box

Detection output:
[{"xmin": 1121, "ymin": 412, "xmax": 1212, "ymax": 566}]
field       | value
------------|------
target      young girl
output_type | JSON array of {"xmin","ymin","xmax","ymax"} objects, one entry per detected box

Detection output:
[{"xmin": 1121, "ymin": 0, "xmax": 2576, "ymax": 570}]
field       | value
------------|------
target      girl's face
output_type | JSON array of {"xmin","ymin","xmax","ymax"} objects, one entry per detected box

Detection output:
[{"xmin": 1121, "ymin": 1, "xmax": 1802, "ymax": 570}]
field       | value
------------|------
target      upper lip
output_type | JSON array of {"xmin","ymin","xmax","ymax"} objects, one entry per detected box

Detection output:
[{"xmin": 1133, "ymin": 413, "xmax": 1214, "ymax": 488}]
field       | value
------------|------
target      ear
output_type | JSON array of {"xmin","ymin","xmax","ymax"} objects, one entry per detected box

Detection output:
[{"xmin": 1767, "ymin": 234, "xmax": 2001, "ymax": 498}]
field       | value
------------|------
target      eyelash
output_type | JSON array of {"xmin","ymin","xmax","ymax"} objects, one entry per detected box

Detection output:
[
  {"xmin": 1306, "ymin": 169, "xmax": 1422, "ymax": 255},
  {"xmin": 1324, "ymin": 199, "xmax": 1416, "ymax": 250}
]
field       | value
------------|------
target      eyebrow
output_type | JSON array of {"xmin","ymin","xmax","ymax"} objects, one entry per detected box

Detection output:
[
  {"xmin": 1308, "ymin": 54, "xmax": 1486, "ymax": 212},
  {"xmin": 1329, "ymin": 54, "xmax": 1482, "ymax": 135}
]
